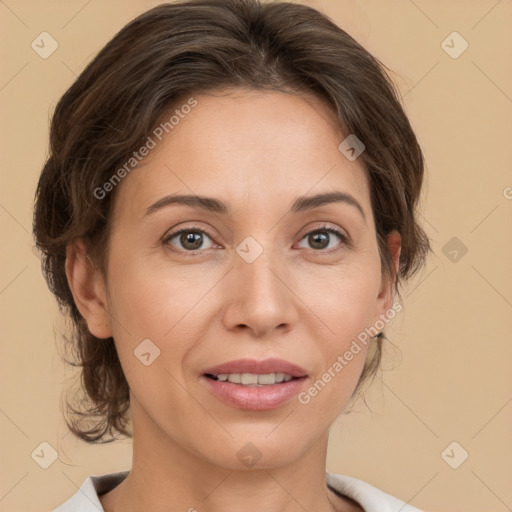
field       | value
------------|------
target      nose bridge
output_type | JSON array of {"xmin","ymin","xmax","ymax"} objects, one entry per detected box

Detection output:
[{"xmin": 223, "ymin": 234, "xmax": 297, "ymax": 335}]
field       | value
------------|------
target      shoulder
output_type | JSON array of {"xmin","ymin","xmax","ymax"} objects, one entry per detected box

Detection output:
[
  {"xmin": 52, "ymin": 471, "xmax": 129, "ymax": 512},
  {"xmin": 326, "ymin": 472, "xmax": 424, "ymax": 512}
]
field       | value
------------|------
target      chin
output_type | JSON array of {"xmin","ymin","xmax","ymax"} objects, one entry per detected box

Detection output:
[{"xmin": 198, "ymin": 428, "xmax": 317, "ymax": 471}]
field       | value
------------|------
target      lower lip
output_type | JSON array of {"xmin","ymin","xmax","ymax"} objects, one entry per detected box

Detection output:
[{"xmin": 202, "ymin": 376, "xmax": 307, "ymax": 410}]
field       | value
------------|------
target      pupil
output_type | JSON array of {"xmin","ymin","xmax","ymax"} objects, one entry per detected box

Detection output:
[{"xmin": 181, "ymin": 231, "xmax": 203, "ymax": 250}]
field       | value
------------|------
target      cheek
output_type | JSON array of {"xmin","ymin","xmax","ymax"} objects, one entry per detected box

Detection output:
[
  {"xmin": 297, "ymin": 273, "xmax": 375, "ymax": 415},
  {"xmin": 299, "ymin": 256, "xmax": 382, "ymax": 337},
  {"xmin": 103, "ymin": 247, "xmax": 226, "ymax": 379},
  {"xmin": 295, "ymin": 257, "xmax": 380, "ymax": 398},
  {"xmin": 105, "ymin": 249, "xmax": 206, "ymax": 335},
  {"xmin": 103, "ymin": 257, "xmax": 206, "ymax": 408}
]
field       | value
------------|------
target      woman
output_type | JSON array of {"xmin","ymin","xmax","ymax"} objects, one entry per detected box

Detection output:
[{"xmin": 33, "ymin": 0, "xmax": 431, "ymax": 510}]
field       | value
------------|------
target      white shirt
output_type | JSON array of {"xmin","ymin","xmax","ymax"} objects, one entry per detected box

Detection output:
[{"xmin": 53, "ymin": 470, "xmax": 423, "ymax": 511}]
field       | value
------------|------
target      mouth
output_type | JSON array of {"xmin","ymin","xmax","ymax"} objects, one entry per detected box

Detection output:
[{"xmin": 201, "ymin": 358, "xmax": 308, "ymax": 410}]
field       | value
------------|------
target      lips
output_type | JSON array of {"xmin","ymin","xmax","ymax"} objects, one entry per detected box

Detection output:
[
  {"xmin": 203, "ymin": 358, "xmax": 308, "ymax": 378},
  {"xmin": 201, "ymin": 358, "xmax": 308, "ymax": 410}
]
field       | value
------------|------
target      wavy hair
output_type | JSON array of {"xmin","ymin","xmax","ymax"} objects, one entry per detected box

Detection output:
[{"xmin": 33, "ymin": 0, "xmax": 431, "ymax": 442}]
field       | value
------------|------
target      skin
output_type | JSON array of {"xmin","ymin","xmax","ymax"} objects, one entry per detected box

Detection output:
[{"xmin": 66, "ymin": 88, "xmax": 401, "ymax": 512}]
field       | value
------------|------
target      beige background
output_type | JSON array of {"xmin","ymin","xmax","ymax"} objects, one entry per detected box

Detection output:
[{"xmin": 1, "ymin": 0, "xmax": 511, "ymax": 511}]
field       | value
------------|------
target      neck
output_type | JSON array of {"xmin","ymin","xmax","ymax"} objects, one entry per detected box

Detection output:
[{"xmin": 100, "ymin": 402, "xmax": 346, "ymax": 512}]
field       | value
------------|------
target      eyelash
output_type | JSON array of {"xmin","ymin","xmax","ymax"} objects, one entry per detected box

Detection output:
[{"xmin": 162, "ymin": 224, "xmax": 351, "ymax": 255}]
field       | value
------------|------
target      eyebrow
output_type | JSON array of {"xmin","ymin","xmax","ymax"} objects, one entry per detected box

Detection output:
[{"xmin": 145, "ymin": 191, "xmax": 366, "ymax": 222}]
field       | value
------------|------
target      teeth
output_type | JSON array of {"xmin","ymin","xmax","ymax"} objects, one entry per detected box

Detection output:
[
  {"xmin": 241, "ymin": 373, "xmax": 259, "ymax": 385},
  {"xmin": 214, "ymin": 373, "xmax": 295, "ymax": 386},
  {"xmin": 257, "ymin": 373, "xmax": 276, "ymax": 385}
]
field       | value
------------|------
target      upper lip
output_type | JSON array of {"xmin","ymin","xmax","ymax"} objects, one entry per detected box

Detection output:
[{"xmin": 203, "ymin": 358, "xmax": 308, "ymax": 378}]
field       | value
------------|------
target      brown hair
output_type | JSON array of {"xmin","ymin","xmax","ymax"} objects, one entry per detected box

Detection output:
[{"xmin": 33, "ymin": 0, "xmax": 431, "ymax": 443}]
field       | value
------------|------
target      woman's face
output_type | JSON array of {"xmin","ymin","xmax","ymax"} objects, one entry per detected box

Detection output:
[{"xmin": 84, "ymin": 89, "xmax": 399, "ymax": 469}]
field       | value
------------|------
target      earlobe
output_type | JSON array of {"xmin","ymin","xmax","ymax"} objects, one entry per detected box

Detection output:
[{"xmin": 65, "ymin": 240, "xmax": 113, "ymax": 339}]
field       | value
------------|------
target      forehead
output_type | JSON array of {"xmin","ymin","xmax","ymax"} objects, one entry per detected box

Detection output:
[{"xmin": 110, "ymin": 89, "xmax": 372, "ymax": 223}]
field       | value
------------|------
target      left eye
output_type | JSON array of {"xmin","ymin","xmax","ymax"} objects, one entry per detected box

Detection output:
[{"xmin": 296, "ymin": 228, "xmax": 348, "ymax": 251}]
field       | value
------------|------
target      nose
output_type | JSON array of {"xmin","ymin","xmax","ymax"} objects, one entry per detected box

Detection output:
[{"xmin": 221, "ymin": 245, "xmax": 299, "ymax": 338}]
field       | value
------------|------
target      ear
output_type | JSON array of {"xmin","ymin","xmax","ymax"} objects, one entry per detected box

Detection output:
[
  {"xmin": 65, "ymin": 239, "xmax": 113, "ymax": 339},
  {"xmin": 374, "ymin": 230, "xmax": 402, "ymax": 319}
]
